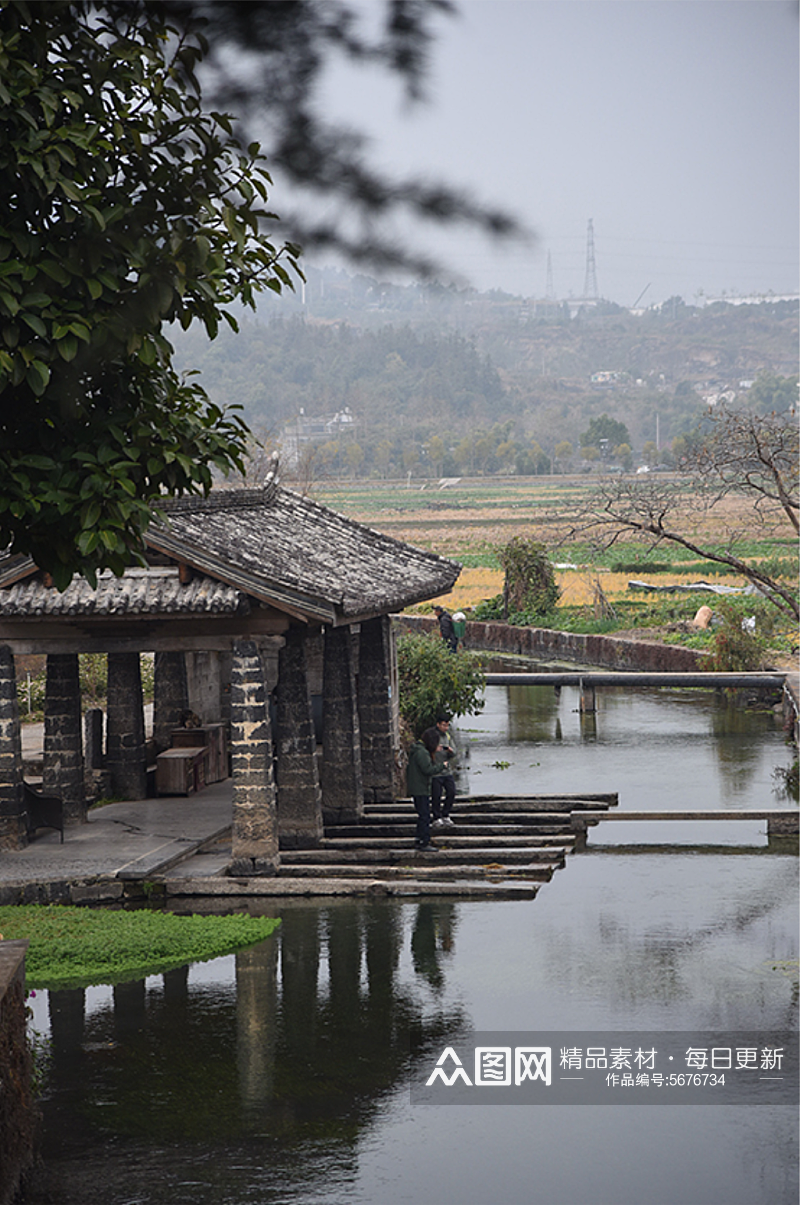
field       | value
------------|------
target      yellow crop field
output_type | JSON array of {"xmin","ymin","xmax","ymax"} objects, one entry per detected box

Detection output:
[{"xmin": 424, "ymin": 565, "xmax": 753, "ymax": 614}]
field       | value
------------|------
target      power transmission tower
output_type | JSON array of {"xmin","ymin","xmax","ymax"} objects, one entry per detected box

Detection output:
[
  {"xmin": 545, "ymin": 250, "xmax": 555, "ymax": 299},
  {"xmin": 582, "ymin": 218, "xmax": 598, "ymax": 300}
]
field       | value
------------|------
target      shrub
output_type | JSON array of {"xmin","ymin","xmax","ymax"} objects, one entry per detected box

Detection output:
[
  {"xmin": 397, "ymin": 632, "xmax": 485, "ymax": 737},
  {"xmin": 705, "ymin": 600, "xmax": 776, "ymax": 672},
  {"xmin": 498, "ymin": 536, "xmax": 560, "ymax": 619}
]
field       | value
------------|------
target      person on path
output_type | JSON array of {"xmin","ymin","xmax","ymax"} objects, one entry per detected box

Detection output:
[
  {"xmin": 433, "ymin": 605, "xmax": 458, "ymax": 653},
  {"xmin": 426, "ymin": 715, "xmax": 457, "ymax": 828},
  {"xmin": 406, "ymin": 727, "xmax": 441, "ymax": 852}
]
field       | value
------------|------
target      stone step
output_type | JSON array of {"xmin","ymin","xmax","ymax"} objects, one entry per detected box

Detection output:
[
  {"xmin": 319, "ymin": 834, "xmax": 573, "ymax": 850},
  {"xmin": 365, "ymin": 795, "xmax": 617, "ymax": 815},
  {"xmin": 167, "ymin": 875, "xmax": 541, "ymax": 900},
  {"xmin": 281, "ymin": 845, "xmax": 570, "ymax": 866},
  {"xmin": 276, "ymin": 862, "xmax": 558, "ymax": 882},
  {"xmin": 328, "ymin": 821, "xmax": 573, "ymax": 838},
  {"xmin": 348, "ymin": 810, "xmax": 578, "ymax": 823}
]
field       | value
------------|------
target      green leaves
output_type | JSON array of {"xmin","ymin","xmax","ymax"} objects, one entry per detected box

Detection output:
[
  {"xmin": 397, "ymin": 632, "xmax": 486, "ymax": 737},
  {"xmin": 0, "ymin": 0, "xmax": 301, "ymax": 583}
]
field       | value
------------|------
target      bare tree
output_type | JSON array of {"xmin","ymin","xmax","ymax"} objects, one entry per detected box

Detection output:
[{"xmin": 566, "ymin": 405, "xmax": 799, "ymax": 622}]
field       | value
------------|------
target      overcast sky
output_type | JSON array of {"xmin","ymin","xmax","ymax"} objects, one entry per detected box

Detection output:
[{"xmin": 314, "ymin": 0, "xmax": 799, "ymax": 306}]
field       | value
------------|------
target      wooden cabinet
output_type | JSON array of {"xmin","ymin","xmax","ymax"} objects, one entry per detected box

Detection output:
[
  {"xmin": 155, "ymin": 747, "xmax": 207, "ymax": 796},
  {"xmin": 170, "ymin": 723, "xmax": 228, "ymax": 784}
]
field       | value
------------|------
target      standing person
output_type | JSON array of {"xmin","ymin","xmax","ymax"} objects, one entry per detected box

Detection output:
[
  {"xmin": 427, "ymin": 715, "xmax": 457, "ymax": 829},
  {"xmin": 406, "ymin": 727, "xmax": 441, "ymax": 852},
  {"xmin": 452, "ymin": 610, "xmax": 467, "ymax": 650},
  {"xmin": 433, "ymin": 605, "xmax": 458, "ymax": 653}
]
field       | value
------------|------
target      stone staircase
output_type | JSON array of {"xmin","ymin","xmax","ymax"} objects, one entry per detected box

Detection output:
[{"xmin": 277, "ymin": 793, "xmax": 618, "ymax": 887}]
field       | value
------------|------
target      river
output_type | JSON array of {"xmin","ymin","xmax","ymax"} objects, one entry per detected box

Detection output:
[{"xmin": 25, "ymin": 684, "xmax": 799, "ymax": 1205}]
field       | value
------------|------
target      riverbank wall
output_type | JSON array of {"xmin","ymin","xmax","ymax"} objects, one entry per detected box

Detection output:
[
  {"xmin": 0, "ymin": 939, "xmax": 34, "ymax": 1205},
  {"xmin": 394, "ymin": 615, "xmax": 706, "ymax": 672}
]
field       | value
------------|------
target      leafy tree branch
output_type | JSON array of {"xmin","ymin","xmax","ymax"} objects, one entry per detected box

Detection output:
[{"xmin": 0, "ymin": 0, "xmax": 301, "ymax": 586}]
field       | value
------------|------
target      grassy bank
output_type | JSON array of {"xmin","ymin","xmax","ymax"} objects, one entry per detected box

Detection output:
[{"xmin": 0, "ymin": 907, "xmax": 280, "ymax": 991}]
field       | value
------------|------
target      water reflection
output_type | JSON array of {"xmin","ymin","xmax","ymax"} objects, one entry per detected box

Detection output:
[
  {"xmin": 411, "ymin": 902, "xmax": 457, "ymax": 992},
  {"xmin": 461, "ymin": 684, "xmax": 790, "ymax": 807},
  {"xmin": 24, "ymin": 686, "xmax": 798, "ymax": 1205},
  {"xmin": 26, "ymin": 866, "xmax": 798, "ymax": 1204}
]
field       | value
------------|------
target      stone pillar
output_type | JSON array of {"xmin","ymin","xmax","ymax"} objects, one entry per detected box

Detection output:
[
  {"xmin": 83, "ymin": 709, "xmax": 104, "ymax": 770},
  {"xmin": 320, "ymin": 625, "xmax": 363, "ymax": 825},
  {"xmin": 579, "ymin": 678, "xmax": 597, "ymax": 714},
  {"xmin": 153, "ymin": 651, "xmax": 189, "ymax": 753},
  {"xmin": 276, "ymin": 629, "xmax": 323, "ymax": 848},
  {"xmin": 228, "ymin": 639, "xmax": 279, "ymax": 876},
  {"xmin": 43, "ymin": 654, "xmax": 86, "ymax": 824},
  {"xmin": 359, "ymin": 616, "xmax": 402, "ymax": 802},
  {"xmin": 106, "ymin": 652, "xmax": 147, "ymax": 800},
  {"xmin": 0, "ymin": 646, "xmax": 26, "ymax": 850}
]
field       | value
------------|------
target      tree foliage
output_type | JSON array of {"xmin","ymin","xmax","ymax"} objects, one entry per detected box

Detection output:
[
  {"xmin": 397, "ymin": 631, "xmax": 485, "ymax": 737},
  {"xmin": 580, "ymin": 414, "xmax": 631, "ymax": 452},
  {"xmin": 0, "ymin": 0, "xmax": 300, "ymax": 586},
  {"xmin": 570, "ymin": 404, "xmax": 799, "ymax": 621}
]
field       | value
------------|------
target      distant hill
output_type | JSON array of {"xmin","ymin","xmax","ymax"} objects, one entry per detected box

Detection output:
[{"xmin": 171, "ymin": 270, "xmax": 798, "ymax": 478}]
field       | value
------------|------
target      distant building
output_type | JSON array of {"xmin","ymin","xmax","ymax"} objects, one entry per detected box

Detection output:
[
  {"xmin": 699, "ymin": 292, "xmax": 799, "ymax": 307},
  {"xmin": 280, "ymin": 408, "xmax": 357, "ymax": 469},
  {"xmin": 590, "ymin": 370, "xmax": 623, "ymax": 387}
]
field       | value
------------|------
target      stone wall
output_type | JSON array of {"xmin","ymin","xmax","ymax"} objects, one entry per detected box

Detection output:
[
  {"xmin": 0, "ymin": 940, "xmax": 34, "ymax": 1205},
  {"xmin": 394, "ymin": 615, "xmax": 706, "ymax": 672}
]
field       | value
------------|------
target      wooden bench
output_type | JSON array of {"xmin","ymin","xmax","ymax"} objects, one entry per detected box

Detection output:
[{"xmin": 23, "ymin": 782, "xmax": 65, "ymax": 843}]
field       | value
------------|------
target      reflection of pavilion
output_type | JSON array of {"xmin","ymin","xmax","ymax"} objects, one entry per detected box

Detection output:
[
  {"xmin": 43, "ymin": 900, "xmax": 469, "ymax": 1151},
  {"xmin": 0, "ymin": 462, "xmax": 459, "ymax": 871}
]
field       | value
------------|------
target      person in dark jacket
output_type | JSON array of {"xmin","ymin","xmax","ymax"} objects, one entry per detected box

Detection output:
[
  {"xmin": 433, "ymin": 605, "xmax": 458, "ymax": 653},
  {"xmin": 406, "ymin": 727, "xmax": 441, "ymax": 852},
  {"xmin": 426, "ymin": 715, "xmax": 457, "ymax": 828}
]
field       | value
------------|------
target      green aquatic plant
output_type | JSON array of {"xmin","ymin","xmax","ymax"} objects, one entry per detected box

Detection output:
[{"xmin": 0, "ymin": 906, "xmax": 280, "ymax": 991}]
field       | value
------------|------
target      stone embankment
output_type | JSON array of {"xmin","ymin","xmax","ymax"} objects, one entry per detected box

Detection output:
[
  {"xmin": 395, "ymin": 615, "xmax": 798, "ymax": 740},
  {"xmin": 0, "ymin": 940, "xmax": 35, "ymax": 1205},
  {"xmin": 395, "ymin": 614, "xmax": 705, "ymax": 672}
]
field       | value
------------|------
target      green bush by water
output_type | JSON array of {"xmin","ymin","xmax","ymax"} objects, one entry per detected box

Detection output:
[{"xmin": 0, "ymin": 906, "xmax": 280, "ymax": 990}]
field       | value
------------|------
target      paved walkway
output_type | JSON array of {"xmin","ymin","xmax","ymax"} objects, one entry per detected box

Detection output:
[{"xmin": 0, "ymin": 782, "xmax": 233, "ymax": 903}]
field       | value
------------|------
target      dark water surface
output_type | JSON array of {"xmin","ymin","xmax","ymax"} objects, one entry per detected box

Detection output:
[{"xmin": 25, "ymin": 687, "xmax": 798, "ymax": 1205}]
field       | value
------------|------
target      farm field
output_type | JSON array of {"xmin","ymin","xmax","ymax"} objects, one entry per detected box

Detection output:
[{"xmin": 314, "ymin": 475, "xmax": 799, "ymax": 658}]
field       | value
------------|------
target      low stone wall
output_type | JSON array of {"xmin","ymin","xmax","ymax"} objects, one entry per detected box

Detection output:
[
  {"xmin": 0, "ymin": 939, "xmax": 35, "ymax": 1205},
  {"xmin": 395, "ymin": 615, "xmax": 706, "ymax": 672}
]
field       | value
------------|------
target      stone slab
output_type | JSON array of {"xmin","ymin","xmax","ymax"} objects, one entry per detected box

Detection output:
[{"xmin": 161, "ymin": 875, "xmax": 539, "ymax": 899}]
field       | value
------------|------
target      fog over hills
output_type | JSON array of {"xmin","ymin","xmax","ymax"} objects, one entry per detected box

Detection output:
[{"xmin": 172, "ymin": 270, "xmax": 798, "ymax": 478}]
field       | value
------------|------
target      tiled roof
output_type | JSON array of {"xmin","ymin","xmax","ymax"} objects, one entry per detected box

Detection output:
[
  {"xmin": 0, "ymin": 567, "xmax": 246, "ymax": 617},
  {"xmin": 148, "ymin": 482, "xmax": 460, "ymax": 620},
  {"xmin": 0, "ymin": 477, "xmax": 460, "ymax": 624}
]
